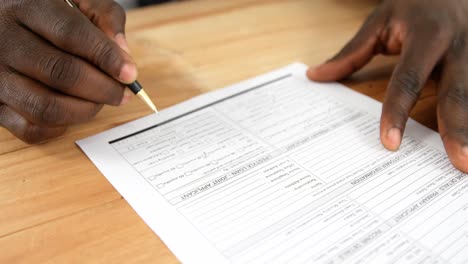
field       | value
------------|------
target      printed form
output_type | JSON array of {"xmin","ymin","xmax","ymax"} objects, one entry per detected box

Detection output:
[{"xmin": 78, "ymin": 64, "xmax": 468, "ymax": 264}]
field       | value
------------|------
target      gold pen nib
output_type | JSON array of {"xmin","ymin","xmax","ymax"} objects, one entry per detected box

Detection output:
[
  {"xmin": 64, "ymin": 0, "xmax": 78, "ymax": 8},
  {"xmin": 137, "ymin": 89, "xmax": 159, "ymax": 113}
]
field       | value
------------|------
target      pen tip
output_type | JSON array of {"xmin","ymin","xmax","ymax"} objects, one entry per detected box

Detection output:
[{"xmin": 137, "ymin": 89, "xmax": 159, "ymax": 113}]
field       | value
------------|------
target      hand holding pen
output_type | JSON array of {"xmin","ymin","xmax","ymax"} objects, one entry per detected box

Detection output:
[
  {"xmin": 0, "ymin": 0, "xmax": 156, "ymax": 144},
  {"xmin": 65, "ymin": 0, "xmax": 158, "ymax": 113}
]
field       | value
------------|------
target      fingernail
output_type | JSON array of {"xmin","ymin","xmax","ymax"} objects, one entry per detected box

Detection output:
[
  {"xmin": 115, "ymin": 33, "xmax": 130, "ymax": 54},
  {"xmin": 308, "ymin": 64, "xmax": 321, "ymax": 73},
  {"xmin": 306, "ymin": 67, "xmax": 318, "ymax": 79},
  {"xmin": 386, "ymin": 128, "xmax": 402, "ymax": 150},
  {"xmin": 313, "ymin": 63, "xmax": 324, "ymax": 69},
  {"xmin": 119, "ymin": 63, "xmax": 138, "ymax": 84},
  {"xmin": 307, "ymin": 63, "xmax": 327, "ymax": 80},
  {"xmin": 120, "ymin": 89, "xmax": 133, "ymax": 106}
]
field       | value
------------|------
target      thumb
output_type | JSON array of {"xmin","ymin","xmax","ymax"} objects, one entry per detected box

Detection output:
[{"xmin": 74, "ymin": 0, "xmax": 130, "ymax": 53}]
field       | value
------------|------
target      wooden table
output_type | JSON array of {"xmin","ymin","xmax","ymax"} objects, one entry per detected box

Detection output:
[{"xmin": 0, "ymin": 0, "xmax": 439, "ymax": 262}]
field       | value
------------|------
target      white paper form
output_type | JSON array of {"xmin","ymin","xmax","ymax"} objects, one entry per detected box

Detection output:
[{"xmin": 77, "ymin": 63, "xmax": 468, "ymax": 264}]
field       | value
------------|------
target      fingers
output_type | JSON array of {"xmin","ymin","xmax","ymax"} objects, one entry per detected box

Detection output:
[
  {"xmin": 0, "ymin": 69, "xmax": 103, "ymax": 127},
  {"xmin": 16, "ymin": 0, "xmax": 136, "ymax": 84},
  {"xmin": 437, "ymin": 54, "xmax": 468, "ymax": 172},
  {"xmin": 0, "ymin": 104, "xmax": 67, "ymax": 144},
  {"xmin": 3, "ymin": 27, "xmax": 126, "ymax": 106},
  {"xmin": 307, "ymin": 10, "xmax": 386, "ymax": 82},
  {"xmin": 380, "ymin": 30, "xmax": 450, "ymax": 151}
]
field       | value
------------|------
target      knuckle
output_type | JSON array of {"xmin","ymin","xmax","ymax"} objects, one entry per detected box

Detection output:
[
  {"xmin": 393, "ymin": 102, "xmax": 410, "ymax": 121},
  {"xmin": 442, "ymin": 120, "xmax": 468, "ymax": 148},
  {"xmin": 91, "ymin": 40, "xmax": 121, "ymax": 72},
  {"xmin": 383, "ymin": 100, "xmax": 410, "ymax": 125},
  {"xmin": 51, "ymin": 17, "xmax": 82, "ymax": 43},
  {"xmin": 27, "ymin": 95, "xmax": 64, "ymax": 125},
  {"xmin": 4, "ymin": 0, "xmax": 33, "ymax": 15},
  {"xmin": 39, "ymin": 55, "xmax": 81, "ymax": 87},
  {"xmin": 0, "ymin": 67, "xmax": 17, "ymax": 101},
  {"xmin": 447, "ymin": 124, "xmax": 468, "ymax": 143},
  {"xmin": 456, "ymin": 127, "xmax": 468, "ymax": 141},
  {"xmin": 393, "ymin": 69, "xmax": 421, "ymax": 100},
  {"xmin": 446, "ymin": 83, "xmax": 468, "ymax": 110}
]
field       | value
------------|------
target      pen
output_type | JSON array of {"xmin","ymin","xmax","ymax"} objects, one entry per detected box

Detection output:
[{"xmin": 64, "ymin": 0, "xmax": 159, "ymax": 113}]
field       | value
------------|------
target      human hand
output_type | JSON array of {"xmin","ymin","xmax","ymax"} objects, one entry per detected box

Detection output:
[
  {"xmin": 0, "ymin": 0, "xmax": 135, "ymax": 143},
  {"xmin": 307, "ymin": 0, "xmax": 468, "ymax": 172}
]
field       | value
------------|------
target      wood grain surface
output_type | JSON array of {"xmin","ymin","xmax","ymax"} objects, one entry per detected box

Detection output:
[{"xmin": 0, "ymin": 0, "xmax": 439, "ymax": 263}]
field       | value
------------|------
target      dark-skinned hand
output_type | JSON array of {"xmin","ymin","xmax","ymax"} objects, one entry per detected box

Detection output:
[
  {"xmin": 0, "ymin": 0, "xmax": 135, "ymax": 144},
  {"xmin": 308, "ymin": 0, "xmax": 468, "ymax": 173}
]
